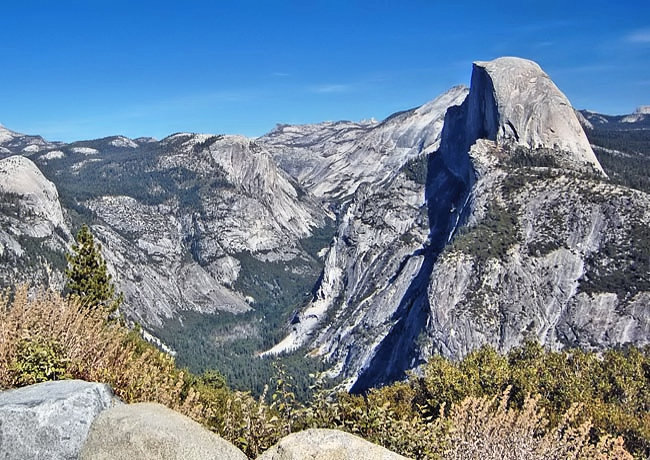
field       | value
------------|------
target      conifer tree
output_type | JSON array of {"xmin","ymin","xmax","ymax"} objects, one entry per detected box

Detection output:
[{"xmin": 65, "ymin": 224, "xmax": 122, "ymax": 314}]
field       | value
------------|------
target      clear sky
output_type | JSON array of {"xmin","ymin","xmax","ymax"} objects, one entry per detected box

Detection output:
[{"xmin": 1, "ymin": 0, "xmax": 649, "ymax": 142}]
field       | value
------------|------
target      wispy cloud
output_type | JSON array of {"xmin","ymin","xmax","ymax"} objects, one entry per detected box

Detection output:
[
  {"xmin": 310, "ymin": 84, "xmax": 353, "ymax": 94},
  {"xmin": 271, "ymin": 72, "xmax": 290, "ymax": 77},
  {"xmin": 625, "ymin": 28, "xmax": 650, "ymax": 44}
]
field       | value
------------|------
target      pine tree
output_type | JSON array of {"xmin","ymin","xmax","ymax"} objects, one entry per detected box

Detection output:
[{"xmin": 65, "ymin": 224, "xmax": 123, "ymax": 314}]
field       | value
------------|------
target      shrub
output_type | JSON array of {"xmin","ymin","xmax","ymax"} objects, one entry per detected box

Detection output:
[
  {"xmin": 10, "ymin": 336, "xmax": 70, "ymax": 385},
  {"xmin": 0, "ymin": 286, "xmax": 642, "ymax": 459},
  {"xmin": 0, "ymin": 285, "xmax": 280, "ymax": 457},
  {"xmin": 440, "ymin": 390, "xmax": 632, "ymax": 460}
]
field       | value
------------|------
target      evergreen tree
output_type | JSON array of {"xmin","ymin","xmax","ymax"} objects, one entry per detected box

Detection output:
[{"xmin": 65, "ymin": 224, "xmax": 122, "ymax": 314}]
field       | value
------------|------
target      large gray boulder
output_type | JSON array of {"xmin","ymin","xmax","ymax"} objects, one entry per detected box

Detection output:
[
  {"xmin": 80, "ymin": 402, "xmax": 247, "ymax": 460},
  {"xmin": 0, "ymin": 380, "xmax": 119, "ymax": 460},
  {"xmin": 257, "ymin": 428, "xmax": 408, "ymax": 460}
]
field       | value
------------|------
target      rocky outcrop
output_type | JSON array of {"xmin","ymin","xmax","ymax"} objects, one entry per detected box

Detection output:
[
  {"xmin": 0, "ymin": 155, "xmax": 66, "ymax": 236},
  {"xmin": 268, "ymin": 56, "xmax": 650, "ymax": 391},
  {"xmin": 158, "ymin": 134, "xmax": 323, "ymax": 250},
  {"xmin": 466, "ymin": 58, "xmax": 603, "ymax": 174},
  {"xmin": 0, "ymin": 155, "xmax": 71, "ymax": 288},
  {"xmin": 259, "ymin": 85, "xmax": 468, "ymax": 202},
  {"xmin": 1, "ymin": 382, "xmax": 408, "ymax": 460},
  {"xmin": 0, "ymin": 380, "xmax": 120, "ymax": 460},
  {"xmin": 80, "ymin": 402, "xmax": 247, "ymax": 460},
  {"xmin": 0, "ymin": 124, "xmax": 54, "ymax": 157},
  {"xmin": 621, "ymin": 106, "xmax": 650, "ymax": 123},
  {"xmin": 257, "ymin": 429, "xmax": 407, "ymax": 460}
]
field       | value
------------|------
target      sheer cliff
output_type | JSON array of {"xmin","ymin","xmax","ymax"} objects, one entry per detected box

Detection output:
[
  {"xmin": 266, "ymin": 57, "xmax": 649, "ymax": 391},
  {"xmin": 1, "ymin": 57, "xmax": 648, "ymax": 393}
]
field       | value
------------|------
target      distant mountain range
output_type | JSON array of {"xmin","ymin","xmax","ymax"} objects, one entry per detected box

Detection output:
[{"xmin": 1, "ymin": 56, "xmax": 649, "ymax": 392}]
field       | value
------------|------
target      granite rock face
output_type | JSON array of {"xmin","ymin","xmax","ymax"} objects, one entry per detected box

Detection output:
[
  {"xmin": 0, "ymin": 155, "xmax": 66, "ymax": 232},
  {"xmin": 259, "ymin": 85, "xmax": 469, "ymax": 202},
  {"xmin": 260, "ymin": 87, "xmax": 471, "ymax": 358},
  {"xmin": 80, "ymin": 402, "xmax": 247, "ymax": 460},
  {"xmin": 0, "ymin": 380, "xmax": 119, "ymax": 460},
  {"xmin": 267, "ymin": 57, "xmax": 650, "ymax": 391},
  {"xmin": 420, "ymin": 139, "xmax": 650, "ymax": 362},
  {"xmin": 467, "ymin": 57, "xmax": 603, "ymax": 174},
  {"xmin": 1, "ymin": 57, "xmax": 649, "ymax": 393},
  {"xmin": 257, "ymin": 429, "xmax": 408, "ymax": 460},
  {"xmin": 0, "ymin": 155, "xmax": 71, "ymax": 288}
]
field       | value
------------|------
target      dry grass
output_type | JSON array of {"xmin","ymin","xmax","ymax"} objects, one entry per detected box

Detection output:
[
  {"xmin": 0, "ymin": 285, "xmax": 290, "ymax": 457},
  {"xmin": 0, "ymin": 285, "xmax": 204, "ymax": 417},
  {"xmin": 0, "ymin": 286, "xmax": 635, "ymax": 459},
  {"xmin": 440, "ymin": 390, "xmax": 632, "ymax": 460}
]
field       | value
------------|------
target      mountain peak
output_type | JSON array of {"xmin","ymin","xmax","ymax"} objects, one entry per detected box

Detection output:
[
  {"xmin": 473, "ymin": 56, "xmax": 543, "ymax": 78},
  {"xmin": 468, "ymin": 56, "xmax": 604, "ymax": 174},
  {"xmin": 0, "ymin": 124, "xmax": 18, "ymax": 144}
]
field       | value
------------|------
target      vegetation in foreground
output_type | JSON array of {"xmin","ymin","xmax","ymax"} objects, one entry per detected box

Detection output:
[{"xmin": 1, "ymin": 286, "xmax": 646, "ymax": 459}]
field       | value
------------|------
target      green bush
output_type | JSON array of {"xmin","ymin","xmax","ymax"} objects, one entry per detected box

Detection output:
[
  {"xmin": 1, "ymin": 287, "xmax": 641, "ymax": 459},
  {"xmin": 10, "ymin": 336, "xmax": 70, "ymax": 385},
  {"xmin": 359, "ymin": 342, "xmax": 650, "ymax": 458}
]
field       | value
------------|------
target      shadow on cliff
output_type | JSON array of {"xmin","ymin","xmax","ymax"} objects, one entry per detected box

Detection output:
[{"xmin": 351, "ymin": 122, "xmax": 474, "ymax": 392}]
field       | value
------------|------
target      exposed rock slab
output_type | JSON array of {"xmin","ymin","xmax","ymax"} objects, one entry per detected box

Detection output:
[
  {"xmin": 267, "ymin": 56, "xmax": 650, "ymax": 392},
  {"xmin": 0, "ymin": 156, "xmax": 71, "ymax": 289},
  {"xmin": 469, "ymin": 57, "xmax": 603, "ymax": 173},
  {"xmin": 80, "ymin": 402, "xmax": 247, "ymax": 460},
  {"xmin": 0, "ymin": 155, "xmax": 66, "ymax": 234},
  {"xmin": 257, "ymin": 428, "xmax": 407, "ymax": 460},
  {"xmin": 0, "ymin": 380, "xmax": 119, "ymax": 460},
  {"xmin": 259, "ymin": 86, "xmax": 468, "ymax": 202}
]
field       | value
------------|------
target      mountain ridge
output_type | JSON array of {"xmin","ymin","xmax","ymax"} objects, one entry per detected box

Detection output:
[{"xmin": 0, "ymin": 56, "xmax": 648, "ymax": 393}]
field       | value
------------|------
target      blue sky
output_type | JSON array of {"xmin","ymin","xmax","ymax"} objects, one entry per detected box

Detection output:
[{"xmin": 1, "ymin": 1, "xmax": 649, "ymax": 142}]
